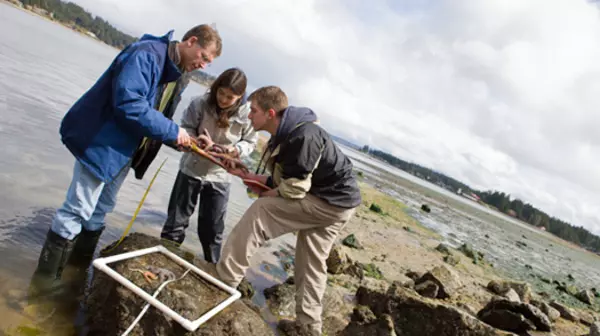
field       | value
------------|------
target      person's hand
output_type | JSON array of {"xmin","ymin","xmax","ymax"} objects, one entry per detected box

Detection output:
[
  {"xmin": 177, "ymin": 128, "xmax": 192, "ymax": 147},
  {"xmin": 229, "ymin": 167, "xmax": 250, "ymax": 179},
  {"xmin": 224, "ymin": 157, "xmax": 248, "ymax": 171},
  {"xmin": 197, "ymin": 128, "xmax": 214, "ymax": 150},
  {"xmin": 224, "ymin": 145, "xmax": 240, "ymax": 158}
]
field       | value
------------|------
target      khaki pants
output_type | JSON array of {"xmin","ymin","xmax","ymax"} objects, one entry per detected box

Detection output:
[{"xmin": 216, "ymin": 194, "xmax": 355, "ymax": 333}]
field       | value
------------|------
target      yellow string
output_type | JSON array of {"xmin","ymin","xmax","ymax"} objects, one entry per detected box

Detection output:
[{"xmin": 102, "ymin": 158, "xmax": 168, "ymax": 254}]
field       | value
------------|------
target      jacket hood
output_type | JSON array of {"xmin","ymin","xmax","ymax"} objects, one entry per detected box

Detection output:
[
  {"xmin": 139, "ymin": 30, "xmax": 181, "ymax": 84},
  {"xmin": 270, "ymin": 106, "xmax": 318, "ymax": 149},
  {"xmin": 139, "ymin": 30, "xmax": 174, "ymax": 43}
]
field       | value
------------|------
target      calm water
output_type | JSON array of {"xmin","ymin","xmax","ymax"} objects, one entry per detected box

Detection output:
[{"xmin": 1, "ymin": 2, "xmax": 599, "ymax": 334}]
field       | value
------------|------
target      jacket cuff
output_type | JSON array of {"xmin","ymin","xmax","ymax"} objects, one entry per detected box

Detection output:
[
  {"xmin": 165, "ymin": 122, "xmax": 179, "ymax": 144},
  {"xmin": 277, "ymin": 176, "xmax": 311, "ymax": 199}
]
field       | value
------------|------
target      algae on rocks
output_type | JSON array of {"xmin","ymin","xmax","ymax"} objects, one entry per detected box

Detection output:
[
  {"xmin": 369, "ymin": 203, "xmax": 384, "ymax": 214},
  {"xmin": 459, "ymin": 243, "xmax": 485, "ymax": 265},
  {"xmin": 342, "ymin": 233, "xmax": 364, "ymax": 250}
]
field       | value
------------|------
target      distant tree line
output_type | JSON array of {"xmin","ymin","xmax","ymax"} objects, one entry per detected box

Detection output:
[
  {"xmin": 19, "ymin": 0, "xmax": 137, "ymax": 49},
  {"xmin": 477, "ymin": 191, "xmax": 600, "ymax": 252},
  {"xmin": 363, "ymin": 146, "xmax": 600, "ymax": 252},
  {"xmin": 363, "ymin": 146, "xmax": 473, "ymax": 194}
]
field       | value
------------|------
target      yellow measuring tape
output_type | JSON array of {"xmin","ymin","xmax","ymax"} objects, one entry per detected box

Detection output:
[{"xmin": 102, "ymin": 158, "xmax": 168, "ymax": 254}]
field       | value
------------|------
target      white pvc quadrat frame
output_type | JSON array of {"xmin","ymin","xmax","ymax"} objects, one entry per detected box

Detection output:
[{"xmin": 92, "ymin": 245, "xmax": 241, "ymax": 332}]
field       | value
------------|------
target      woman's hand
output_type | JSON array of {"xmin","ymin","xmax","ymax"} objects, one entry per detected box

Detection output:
[
  {"xmin": 196, "ymin": 128, "xmax": 214, "ymax": 150},
  {"xmin": 225, "ymin": 145, "xmax": 240, "ymax": 158}
]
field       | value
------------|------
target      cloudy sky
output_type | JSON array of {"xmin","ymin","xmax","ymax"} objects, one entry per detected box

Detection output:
[{"xmin": 71, "ymin": 0, "xmax": 600, "ymax": 235}]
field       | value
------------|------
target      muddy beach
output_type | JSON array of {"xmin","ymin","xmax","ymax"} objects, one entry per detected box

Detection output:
[{"xmin": 259, "ymin": 181, "xmax": 599, "ymax": 335}]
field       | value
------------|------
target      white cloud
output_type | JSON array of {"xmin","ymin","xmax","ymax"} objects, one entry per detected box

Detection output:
[{"xmin": 71, "ymin": 0, "xmax": 600, "ymax": 234}]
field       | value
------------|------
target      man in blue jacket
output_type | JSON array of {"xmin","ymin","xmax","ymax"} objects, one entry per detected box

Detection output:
[{"xmin": 33, "ymin": 24, "xmax": 223, "ymax": 285}]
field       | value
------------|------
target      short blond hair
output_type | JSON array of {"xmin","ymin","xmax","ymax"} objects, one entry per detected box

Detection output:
[
  {"xmin": 182, "ymin": 24, "xmax": 222, "ymax": 57},
  {"xmin": 248, "ymin": 86, "xmax": 289, "ymax": 116}
]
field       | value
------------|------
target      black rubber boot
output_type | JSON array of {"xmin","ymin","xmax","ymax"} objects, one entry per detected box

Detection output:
[
  {"xmin": 34, "ymin": 229, "xmax": 76, "ymax": 280},
  {"xmin": 68, "ymin": 227, "xmax": 104, "ymax": 268},
  {"xmin": 28, "ymin": 229, "xmax": 76, "ymax": 300},
  {"xmin": 23, "ymin": 230, "xmax": 78, "ymax": 333}
]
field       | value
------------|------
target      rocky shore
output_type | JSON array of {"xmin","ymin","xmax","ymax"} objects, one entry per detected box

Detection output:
[{"xmin": 85, "ymin": 183, "xmax": 599, "ymax": 336}]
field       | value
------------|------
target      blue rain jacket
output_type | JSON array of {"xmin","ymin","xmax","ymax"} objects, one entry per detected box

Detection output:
[{"xmin": 60, "ymin": 31, "xmax": 181, "ymax": 183}]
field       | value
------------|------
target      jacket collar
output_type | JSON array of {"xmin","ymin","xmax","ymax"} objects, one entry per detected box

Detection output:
[{"xmin": 159, "ymin": 30, "xmax": 182, "ymax": 84}]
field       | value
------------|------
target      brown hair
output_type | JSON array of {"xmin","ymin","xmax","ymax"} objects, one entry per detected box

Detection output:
[
  {"xmin": 248, "ymin": 86, "xmax": 289, "ymax": 116},
  {"xmin": 207, "ymin": 68, "xmax": 247, "ymax": 128},
  {"xmin": 182, "ymin": 24, "xmax": 223, "ymax": 57}
]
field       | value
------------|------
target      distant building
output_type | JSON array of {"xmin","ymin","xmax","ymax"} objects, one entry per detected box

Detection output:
[
  {"xmin": 32, "ymin": 6, "xmax": 48, "ymax": 16},
  {"xmin": 457, "ymin": 188, "xmax": 480, "ymax": 203},
  {"xmin": 6, "ymin": 0, "xmax": 23, "ymax": 7}
]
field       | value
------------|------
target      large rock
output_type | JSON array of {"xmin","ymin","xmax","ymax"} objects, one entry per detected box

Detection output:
[
  {"xmin": 487, "ymin": 280, "xmax": 532, "ymax": 303},
  {"xmin": 478, "ymin": 309, "xmax": 535, "ymax": 333},
  {"xmin": 354, "ymin": 283, "xmax": 515, "ymax": 335},
  {"xmin": 578, "ymin": 309, "xmax": 596, "ymax": 327},
  {"xmin": 503, "ymin": 289, "xmax": 521, "ymax": 303},
  {"xmin": 340, "ymin": 309, "xmax": 397, "ymax": 336},
  {"xmin": 405, "ymin": 270, "xmax": 425, "ymax": 282},
  {"xmin": 444, "ymin": 254, "xmax": 461, "ymax": 266},
  {"xmin": 326, "ymin": 244, "xmax": 351, "ymax": 274},
  {"xmin": 435, "ymin": 243, "xmax": 452, "ymax": 255},
  {"xmin": 86, "ymin": 233, "xmax": 273, "ymax": 336},
  {"xmin": 390, "ymin": 275, "xmax": 415, "ymax": 290},
  {"xmin": 264, "ymin": 279, "xmax": 297, "ymax": 317},
  {"xmin": 577, "ymin": 289, "xmax": 595, "ymax": 305},
  {"xmin": 263, "ymin": 277, "xmax": 352, "ymax": 336},
  {"xmin": 415, "ymin": 281, "xmax": 439, "ymax": 299},
  {"xmin": 325, "ymin": 244, "xmax": 365, "ymax": 279},
  {"xmin": 477, "ymin": 299, "xmax": 552, "ymax": 332},
  {"xmin": 415, "ymin": 265, "xmax": 463, "ymax": 299},
  {"xmin": 549, "ymin": 301, "xmax": 579, "ymax": 323},
  {"xmin": 360, "ymin": 277, "xmax": 391, "ymax": 294},
  {"xmin": 530, "ymin": 300, "xmax": 560, "ymax": 322}
]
